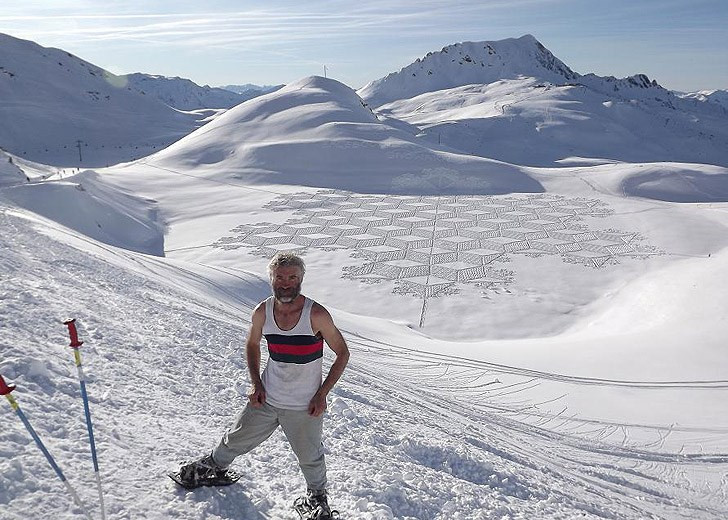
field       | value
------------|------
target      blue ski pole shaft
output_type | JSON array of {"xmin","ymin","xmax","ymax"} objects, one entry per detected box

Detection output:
[
  {"xmin": 65, "ymin": 319, "xmax": 106, "ymax": 520},
  {"xmin": 1, "ymin": 375, "xmax": 95, "ymax": 520}
]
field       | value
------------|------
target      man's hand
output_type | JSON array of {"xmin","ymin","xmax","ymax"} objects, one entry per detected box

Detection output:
[
  {"xmin": 308, "ymin": 390, "xmax": 327, "ymax": 417},
  {"xmin": 248, "ymin": 383, "xmax": 266, "ymax": 408}
]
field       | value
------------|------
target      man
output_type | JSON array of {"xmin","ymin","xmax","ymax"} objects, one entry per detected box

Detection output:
[{"xmin": 174, "ymin": 252, "xmax": 350, "ymax": 519}]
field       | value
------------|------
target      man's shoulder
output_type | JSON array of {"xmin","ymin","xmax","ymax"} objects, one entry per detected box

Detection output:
[
  {"xmin": 309, "ymin": 300, "xmax": 332, "ymax": 324},
  {"xmin": 252, "ymin": 299, "xmax": 269, "ymax": 319},
  {"xmin": 309, "ymin": 298, "xmax": 327, "ymax": 313}
]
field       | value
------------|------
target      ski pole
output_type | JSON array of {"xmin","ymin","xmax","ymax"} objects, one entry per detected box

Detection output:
[
  {"xmin": 64, "ymin": 319, "xmax": 106, "ymax": 520},
  {"xmin": 0, "ymin": 374, "xmax": 94, "ymax": 520}
]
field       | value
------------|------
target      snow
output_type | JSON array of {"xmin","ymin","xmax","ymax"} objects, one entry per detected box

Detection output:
[{"xmin": 2, "ymin": 33, "xmax": 728, "ymax": 520}]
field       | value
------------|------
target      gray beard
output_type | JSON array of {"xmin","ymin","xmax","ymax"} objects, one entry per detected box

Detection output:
[{"xmin": 274, "ymin": 285, "xmax": 300, "ymax": 303}]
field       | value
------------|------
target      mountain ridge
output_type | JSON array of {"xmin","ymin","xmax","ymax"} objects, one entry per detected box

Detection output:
[
  {"xmin": 123, "ymin": 73, "xmax": 246, "ymax": 110},
  {"xmin": 121, "ymin": 75, "xmax": 284, "ymax": 110},
  {"xmin": 358, "ymin": 35, "xmax": 728, "ymax": 167},
  {"xmin": 359, "ymin": 34, "xmax": 580, "ymax": 107},
  {"xmin": 219, "ymin": 83, "xmax": 284, "ymax": 97}
]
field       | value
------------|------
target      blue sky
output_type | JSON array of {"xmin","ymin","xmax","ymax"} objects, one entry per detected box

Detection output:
[{"xmin": 2, "ymin": 0, "xmax": 727, "ymax": 91}]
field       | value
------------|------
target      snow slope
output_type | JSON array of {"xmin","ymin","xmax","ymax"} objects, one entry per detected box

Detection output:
[
  {"xmin": 2, "ymin": 173, "xmax": 727, "ymax": 520},
  {"xmin": 359, "ymin": 36, "xmax": 728, "ymax": 168},
  {"xmin": 2, "ymin": 63, "xmax": 728, "ymax": 520},
  {"xmin": 0, "ymin": 149, "xmax": 27, "ymax": 187},
  {"xmin": 3, "ymin": 169, "xmax": 165, "ymax": 256},
  {"xmin": 0, "ymin": 33, "xmax": 207, "ymax": 167}
]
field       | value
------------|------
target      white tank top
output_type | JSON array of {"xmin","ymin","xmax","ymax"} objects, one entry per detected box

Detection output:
[{"xmin": 261, "ymin": 296, "xmax": 323, "ymax": 410}]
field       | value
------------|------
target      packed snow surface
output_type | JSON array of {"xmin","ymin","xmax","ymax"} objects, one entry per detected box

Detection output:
[{"xmin": 2, "ymin": 37, "xmax": 728, "ymax": 520}]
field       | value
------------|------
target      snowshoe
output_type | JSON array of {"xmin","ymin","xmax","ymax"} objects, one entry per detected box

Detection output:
[
  {"xmin": 293, "ymin": 490, "xmax": 340, "ymax": 519},
  {"xmin": 168, "ymin": 454, "xmax": 241, "ymax": 490}
]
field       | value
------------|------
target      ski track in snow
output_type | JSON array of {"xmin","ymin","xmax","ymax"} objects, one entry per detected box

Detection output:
[{"xmin": 2, "ymin": 206, "xmax": 727, "ymax": 520}]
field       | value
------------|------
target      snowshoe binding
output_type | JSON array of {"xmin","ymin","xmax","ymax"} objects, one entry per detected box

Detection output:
[
  {"xmin": 168, "ymin": 454, "xmax": 241, "ymax": 490},
  {"xmin": 293, "ymin": 490, "xmax": 340, "ymax": 519}
]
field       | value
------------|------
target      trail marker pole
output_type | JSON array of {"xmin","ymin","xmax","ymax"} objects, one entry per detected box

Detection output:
[
  {"xmin": 0, "ymin": 374, "xmax": 94, "ymax": 520},
  {"xmin": 64, "ymin": 319, "xmax": 106, "ymax": 520}
]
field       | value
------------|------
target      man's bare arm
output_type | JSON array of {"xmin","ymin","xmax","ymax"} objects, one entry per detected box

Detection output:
[
  {"xmin": 246, "ymin": 303, "xmax": 266, "ymax": 407},
  {"xmin": 309, "ymin": 303, "xmax": 350, "ymax": 416}
]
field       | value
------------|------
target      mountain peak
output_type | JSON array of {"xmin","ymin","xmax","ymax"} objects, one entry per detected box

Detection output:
[
  {"xmin": 518, "ymin": 33, "xmax": 538, "ymax": 41},
  {"xmin": 359, "ymin": 35, "xmax": 578, "ymax": 107}
]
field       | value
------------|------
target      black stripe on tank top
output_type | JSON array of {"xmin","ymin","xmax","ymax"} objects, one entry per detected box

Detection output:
[
  {"xmin": 265, "ymin": 334, "xmax": 322, "ymax": 346},
  {"xmin": 268, "ymin": 350, "xmax": 323, "ymax": 364},
  {"xmin": 264, "ymin": 333, "xmax": 324, "ymax": 364}
]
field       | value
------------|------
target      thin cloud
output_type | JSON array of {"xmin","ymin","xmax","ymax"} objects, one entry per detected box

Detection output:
[{"xmin": 0, "ymin": 2, "xmax": 561, "ymax": 48}]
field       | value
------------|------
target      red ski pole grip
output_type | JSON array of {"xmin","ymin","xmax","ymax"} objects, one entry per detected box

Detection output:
[
  {"xmin": 63, "ymin": 319, "xmax": 84, "ymax": 348},
  {"xmin": 0, "ymin": 375, "xmax": 16, "ymax": 395}
]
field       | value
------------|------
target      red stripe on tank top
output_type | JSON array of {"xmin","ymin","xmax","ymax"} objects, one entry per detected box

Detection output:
[{"xmin": 267, "ymin": 340, "xmax": 323, "ymax": 356}]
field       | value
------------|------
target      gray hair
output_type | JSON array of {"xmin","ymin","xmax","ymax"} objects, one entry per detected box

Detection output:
[{"xmin": 267, "ymin": 252, "xmax": 306, "ymax": 278}]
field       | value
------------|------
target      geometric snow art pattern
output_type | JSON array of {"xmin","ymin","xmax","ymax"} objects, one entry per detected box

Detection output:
[{"xmin": 212, "ymin": 190, "xmax": 660, "ymax": 303}]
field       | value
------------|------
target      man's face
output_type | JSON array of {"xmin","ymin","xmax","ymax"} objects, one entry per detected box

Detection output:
[{"xmin": 271, "ymin": 265, "xmax": 303, "ymax": 303}]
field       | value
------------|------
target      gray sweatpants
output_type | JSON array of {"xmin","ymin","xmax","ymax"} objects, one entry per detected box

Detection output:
[{"xmin": 211, "ymin": 402, "xmax": 327, "ymax": 492}]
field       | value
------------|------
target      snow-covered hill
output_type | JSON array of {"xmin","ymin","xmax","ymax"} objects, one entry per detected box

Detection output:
[
  {"xmin": 0, "ymin": 33, "xmax": 208, "ymax": 167},
  {"xmin": 123, "ymin": 73, "xmax": 247, "ymax": 110},
  {"xmin": 147, "ymin": 75, "xmax": 543, "ymax": 195},
  {"xmin": 359, "ymin": 35, "xmax": 728, "ymax": 167}
]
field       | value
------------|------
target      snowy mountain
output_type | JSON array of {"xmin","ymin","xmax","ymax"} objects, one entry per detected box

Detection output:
[
  {"xmin": 219, "ymin": 83, "xmax": 284, "ymax": 98},
  {"xmin": 123, "ymin": 73, "xmax": 247, "ymax": 110},
  {"xmin": 359, "ymin": 35, "xmax": 577, "ymax": 107},
  {"xmin": 359, "ymin": 35, "xmax": 728, "ymax": 167},
  {"xmin": 678, "ymin": 89, "xmax": 728, "ymax": 112},
  {"xmin": 0, "ymin": 33, "xmax": 208, "ymax": 167}
]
